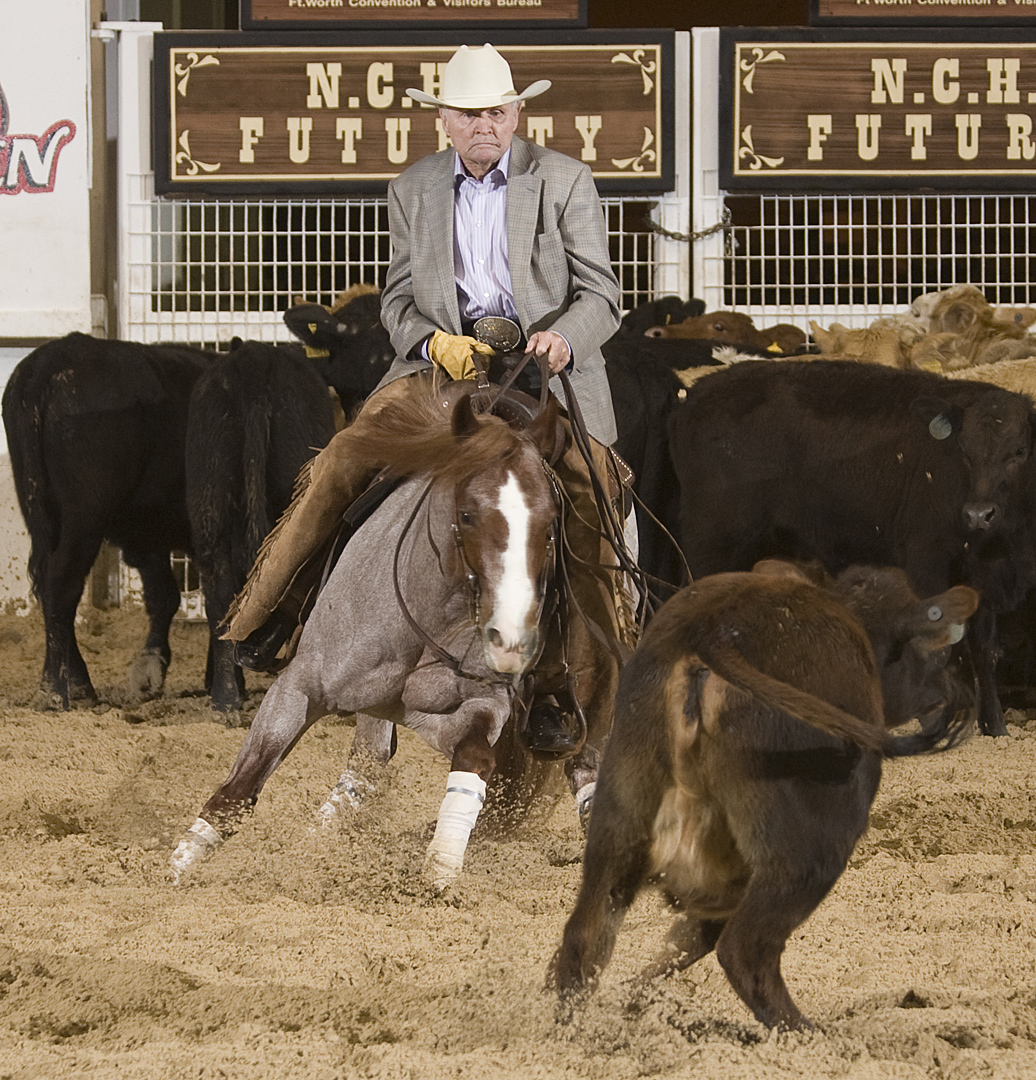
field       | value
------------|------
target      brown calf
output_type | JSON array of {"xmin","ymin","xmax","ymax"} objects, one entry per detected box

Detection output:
[
  {"xmin": 549, "ymin": 563, "xmax": 978, "ymax": 1031},
  {"xmin": 645, "ymin": 310, "xmax": 807, "ymax": 354}
]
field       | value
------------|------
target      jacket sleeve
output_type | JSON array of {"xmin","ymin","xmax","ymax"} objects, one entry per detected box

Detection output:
[
  {"xmin": 542, "ymin": 165, "xmax": 622, "ymax": 370},
  {"xmin": 381, "ymin": 178, "xmax": 440, "ymax": 361}
]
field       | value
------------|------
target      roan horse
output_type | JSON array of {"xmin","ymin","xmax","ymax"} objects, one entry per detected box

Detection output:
[{"xmin": 171, "ymin": 381, "xmax": 620, "ymax": 887}]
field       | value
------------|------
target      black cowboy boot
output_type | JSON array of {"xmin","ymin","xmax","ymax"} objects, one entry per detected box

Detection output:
[
  {"xmin": 525, "ymin": 698, "xmax": 580, "ymax": 758},
  {"xmin": 234, "ymin": 610, "xmax": 296, "ymax": 672}
]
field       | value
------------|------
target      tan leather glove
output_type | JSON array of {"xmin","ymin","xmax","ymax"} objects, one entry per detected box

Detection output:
[{"xmin": 428, "ymin": 330, "xmax": 494, "ymax": 381}]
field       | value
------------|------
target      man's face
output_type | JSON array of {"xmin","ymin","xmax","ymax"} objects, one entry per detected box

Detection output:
[{"xmin": 439, "ymin": 104, "xmax": 522, "ymax": 179}]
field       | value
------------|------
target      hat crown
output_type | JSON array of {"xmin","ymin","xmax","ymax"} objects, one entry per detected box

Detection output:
[
  {"xmin": 405, "ymin": 43, "xmax": 550, "ymax": 111},
  {"xmin": 441, "ymin": 45, "xmax": 517, "ymax": 104}
]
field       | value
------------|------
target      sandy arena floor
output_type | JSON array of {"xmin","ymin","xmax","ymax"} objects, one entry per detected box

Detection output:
[{"xmin": 0, "ymin": 605, "xmax": 1034, "ymax": 1080}]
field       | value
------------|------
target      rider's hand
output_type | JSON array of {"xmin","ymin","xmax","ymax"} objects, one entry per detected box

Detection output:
[
  {"xmin": 428, "ymin": 330, "xmax": 494, "ymax": 381},
  {"xmin": 525, "ymin": 330, "xmax": 571, "ymax": 374}
]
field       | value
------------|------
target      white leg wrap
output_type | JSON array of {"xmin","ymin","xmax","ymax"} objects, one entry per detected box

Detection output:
[
  {"xmin": 316, "ymin": 769, "xmax": 373, "ymax": 827},
  {"xmin": 575, "ymin": 781, "xmax": 596, "ymax": 834},
  {"xmin": 169, "ymin": 817, "xmax": 222, "ymax": 884},
  {"xmin": 423, "ymin": 771, "xmax": 487, "ymax": 889}
]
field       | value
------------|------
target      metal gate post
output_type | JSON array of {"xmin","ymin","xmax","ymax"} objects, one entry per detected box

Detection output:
[
  {"xmin": 691, "ymin": 28, "xmax": 726, "ymax": 311},
  {"xmin": 651, "ymin": 31, "xmax": 692, "ymax": 301}
]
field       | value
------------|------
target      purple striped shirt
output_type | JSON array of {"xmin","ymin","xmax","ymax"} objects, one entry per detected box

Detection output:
[{"xmin": 452, "ymin": 149, "xmax": 519, "ymax": 323}]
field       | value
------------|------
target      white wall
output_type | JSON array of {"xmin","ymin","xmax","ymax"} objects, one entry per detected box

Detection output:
[
  {"xmin": 0, "ymin": 0, "xmax": 92, "ymax": 339},
  {"xmin": 0, "ymin": 349, "xmax": 33, "ymax": 611}
]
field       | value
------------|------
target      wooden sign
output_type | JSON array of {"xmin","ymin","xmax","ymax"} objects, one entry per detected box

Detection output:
[
  {"xmin": 154, "ymin": 31, "xmax": 673, "ymax": 194},
  {"xmin": 240, "ymin": 0, "xmax": 586, "ymax": 30},
  {"xmin": 812, "ymin": 1, "xmax": 1036, "ymax": 26},
  {"xmin": 720, "ymin": 28, "xmax": 1036, "ymax": 190}
]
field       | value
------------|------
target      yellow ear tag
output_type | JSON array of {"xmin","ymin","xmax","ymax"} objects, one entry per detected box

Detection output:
[
  {"xmin": 304, "ymin": 346, "xmax": 330, "ymax": 359},
  {"xmin": 766, "ymin": 342, "xmax": 783, "ymax": 353}
]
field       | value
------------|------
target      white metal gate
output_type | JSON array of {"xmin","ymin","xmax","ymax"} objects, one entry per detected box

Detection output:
[
  {"xmin": 692, "ymin": 28, "xmax": 1036, "ymax": 333},
  {"xmin": 107, "ymin": 24, "xmax": 692, "ymax": 611}
]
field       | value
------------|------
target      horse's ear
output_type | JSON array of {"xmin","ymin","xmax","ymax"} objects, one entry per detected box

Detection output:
[
  {"xmin": 526, "ymin": 394, "xmax": 564, "ymax": 459},
  {"xmin": 451, "ymin": 391, "xmax": 482, "ymax": 439}
]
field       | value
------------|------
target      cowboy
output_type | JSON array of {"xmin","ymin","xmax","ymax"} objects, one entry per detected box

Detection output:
[{"xmin": 225, "ymin": 43, "xmax": 630, "ymax": 755}]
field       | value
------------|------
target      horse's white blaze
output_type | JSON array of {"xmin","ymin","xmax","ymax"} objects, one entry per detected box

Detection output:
[{"xmin": 487, "ymin": 471, "xmax": 536, "ymax": 668}]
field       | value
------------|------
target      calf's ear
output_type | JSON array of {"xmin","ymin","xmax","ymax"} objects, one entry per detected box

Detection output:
[
  {"xmin": 909, "ymin": 395, "xmax": 963, "ymax": 440},
  {"xmin": 904, "ymin": 584, "xmax": 980, "ymax": 650},
  {"xmin": 283, "ymin": 303, "xmax": 343, "ymax": 348}
]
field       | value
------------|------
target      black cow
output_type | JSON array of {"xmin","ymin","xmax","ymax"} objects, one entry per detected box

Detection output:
[
  {"xmin": 185, "ymin": 341, "xmax": 337, "ymax": 712},
  {"xmin": 283, "ymin": 290, "xmax": 394, "ymax": 420},
  {"xmin": 668, "ymin": 359, "xmax": 1036, "ymax": 737},
  {"xmin": 2, "ymin": 332, "xmax": 216, "ymax": 708}
]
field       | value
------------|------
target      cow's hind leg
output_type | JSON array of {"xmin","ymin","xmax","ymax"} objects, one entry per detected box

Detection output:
[
  {"xmin": 36, "ymin": 531, "xmax": 101, "ymax": 709},
  {"xmin": 317, "ymin": 716, "xmax": 397, "ymax": 824},
  {"xmin": 124, "ymin": 548, "xmax": 182, "ymax": 703},
  {"xmin": 634, "ymin": 915, "xmax": 725, "ymax": 986},
  {"xmin": 714, "ymin": 869, "xmax": 833, "ymax": 1031},
  {"xmin": 170, "ymin": 674, "xmax": 322, "ymax": 882}
]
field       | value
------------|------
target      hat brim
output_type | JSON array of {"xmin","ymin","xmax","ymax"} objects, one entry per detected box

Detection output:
[{"xmin": 405, "ymin": 80, "xmax": 551, "ymax": 109}]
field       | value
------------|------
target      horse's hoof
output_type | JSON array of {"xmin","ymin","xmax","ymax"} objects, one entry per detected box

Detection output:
[
  {"xmin": 575, "ymin": 781, "xmax": 596, "ymax": 834},
  {"xmin": 169, "ymin": 818, "xmax": 222, "ymax": 883},
  {"xmin": 316, "ymin": 769, "xmax": 373, "ymax": 827},
  {"xmin": 127, "ymin": 648, "xmax": 168, "ymax": 702},
  {"xmin": 422, "ymin": 849, "xmax": 463, "ymax": 892}
]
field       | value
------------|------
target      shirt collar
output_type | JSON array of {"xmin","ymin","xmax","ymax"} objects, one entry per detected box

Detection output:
[{"xmin": 453, "ymin": 148, "xmax": 510, "ymax": 188}]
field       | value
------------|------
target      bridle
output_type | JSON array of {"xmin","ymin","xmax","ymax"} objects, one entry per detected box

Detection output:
[{"xmin": 390, "ymin": 450, "xmax": 562, "ymax": 689}]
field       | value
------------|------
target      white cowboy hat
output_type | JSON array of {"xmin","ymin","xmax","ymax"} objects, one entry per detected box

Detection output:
[{"xmin": 406, "ymin": 44, "xmax": 550, "ymax": 110}]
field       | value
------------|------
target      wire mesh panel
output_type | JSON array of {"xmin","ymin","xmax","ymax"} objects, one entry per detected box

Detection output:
[
  {"xmin": 125, "ymin": 181, "xmax": 679, "ymax": 346},
  {"xmin": 705, "ymin": 192, "xmax": 1036, "ymax": 332},
  {"xmin": 121, "ymin": 185, "xmax": 684, "ymax": 614}
]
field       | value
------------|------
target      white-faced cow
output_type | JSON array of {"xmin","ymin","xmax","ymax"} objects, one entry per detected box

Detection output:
[
  {"xmin": 550, "ymin": 562, "xmax": 978, "ymax": 1031},
  {"xmin": 667, "ymin": 359, "xmax": 1036, "ymax": 737}
]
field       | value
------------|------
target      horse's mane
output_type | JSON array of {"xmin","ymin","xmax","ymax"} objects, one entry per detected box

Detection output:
[{"xmin": 363, "ymin": 382, "xmax": 534, "ymax": 486}]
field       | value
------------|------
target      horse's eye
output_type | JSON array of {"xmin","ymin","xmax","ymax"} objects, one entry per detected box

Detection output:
[{"xmin": 458, "ymin": 511, "xmax": 474, "ymax": 527}]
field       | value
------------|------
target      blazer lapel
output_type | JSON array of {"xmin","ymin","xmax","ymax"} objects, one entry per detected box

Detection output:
[{"xmin": 506, "ymin": 138, "xmax": 542, "ymax": 330}]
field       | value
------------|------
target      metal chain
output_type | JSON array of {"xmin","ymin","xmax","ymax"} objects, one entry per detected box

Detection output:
[{"xmin": 647, "ymin": 210, "xmax": 733, "ymax": 244}]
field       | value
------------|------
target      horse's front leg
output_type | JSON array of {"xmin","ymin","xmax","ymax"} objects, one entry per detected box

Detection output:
[
  {"xmin": 170, "ymin": 675, "xmax": 323, "ymax": 882},
  {"xmin": 422, "ymin": 710, "xmax": 498, "ymax": 890}
]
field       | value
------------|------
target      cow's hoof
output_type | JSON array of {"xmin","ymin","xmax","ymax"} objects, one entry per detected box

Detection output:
[
  {"xmin": 31, "ymin": 688, "xmax": 69, "ymax": 712},
  {"xmin": 127, "ymin": 648, "xmax": 168, "ymax": 702},
  {"xmin": 169, "ymin": 817, "xmax": 222, "ymax": 884},
  {"xmin": 575, "ymin": 781, "xmax": 596, "ymax": 834},
  {"xmin": 316, "ymin": 769, "xmax": 373, "ymax": 827}
]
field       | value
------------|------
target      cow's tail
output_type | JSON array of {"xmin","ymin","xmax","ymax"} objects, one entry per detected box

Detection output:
[
  {"xmin": 241, "ymin": 397, "xmax": 274, "ymax": 571},
  {"xmin": 701, "ymin": 642, "xmax": 886, "ymax": 753},
  {"xmin": 1, "ymin": 357, "xmax": 56, "ymax": 599}
]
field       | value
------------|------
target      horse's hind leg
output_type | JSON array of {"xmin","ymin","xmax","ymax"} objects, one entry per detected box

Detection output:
[
  {"xmin": 170, "ymin": 675, "xmax": 322, "ymax": 882},
  {"xmin": 317, "ymin": 716, "xmax": 397, "ymax": 824}
]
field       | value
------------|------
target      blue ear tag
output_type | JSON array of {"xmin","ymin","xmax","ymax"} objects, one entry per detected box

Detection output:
[{"xmin": 929, "ymin": 414, "xmax": 953, "ymax": 440}]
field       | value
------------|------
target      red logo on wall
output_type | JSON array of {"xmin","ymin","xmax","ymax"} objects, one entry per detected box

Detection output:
[{"xmin": 0, "ymin": 83, "xmax": 76, "ymax": 195}]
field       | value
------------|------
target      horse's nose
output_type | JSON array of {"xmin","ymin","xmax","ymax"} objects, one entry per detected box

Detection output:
[
  {"xmin": 484, "ymin": 625, "xmax": 539, "ymax": 675},
  {"xmin": 963, "ymin": 502, "xmax": 998, "ymax": 531}
]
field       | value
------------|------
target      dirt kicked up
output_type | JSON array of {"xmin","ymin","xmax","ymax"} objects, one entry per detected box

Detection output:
[{"xmin": 0, "ymin": 605, "xmax": 1035, "ymax": 1080}]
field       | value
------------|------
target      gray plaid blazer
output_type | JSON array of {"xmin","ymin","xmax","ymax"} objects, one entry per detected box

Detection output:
[{"xmin": 378, "ymin": 136, "xmax": 621, "ymax": 445}]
